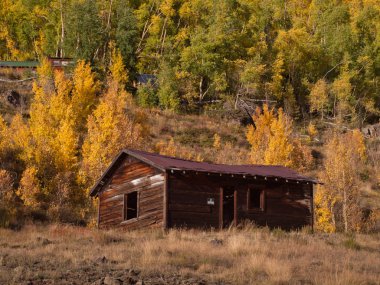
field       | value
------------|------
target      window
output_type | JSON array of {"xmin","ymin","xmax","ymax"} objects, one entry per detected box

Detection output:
[
  {"xmin": 247, "ymin": 188, "xmax": 264, "ymax": 211},
  {"xmin": 123, "ymin": 191, "xmax": 138, "ymax": 221}
]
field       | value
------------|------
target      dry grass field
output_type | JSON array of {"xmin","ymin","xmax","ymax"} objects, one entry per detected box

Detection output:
[{"xmin": 0, "ymin": 225, "xmax": 379, "ymax": 285}]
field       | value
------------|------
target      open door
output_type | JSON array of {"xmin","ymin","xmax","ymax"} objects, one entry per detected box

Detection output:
[{"xmin": 219, "ymin": 187, "xmax": 237, "ymax": 229}]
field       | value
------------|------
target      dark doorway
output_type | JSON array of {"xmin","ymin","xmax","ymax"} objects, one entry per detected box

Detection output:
[{"xmin": 220, "ymin": 187, "xmax": 236, "ymax": 228}]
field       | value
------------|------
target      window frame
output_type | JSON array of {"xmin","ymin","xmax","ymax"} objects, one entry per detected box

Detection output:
[
  {"xmin": 123, "ymin": 191, "xmax": 139, "ymax": 222},
  {"xmin": 247, "ymin": 188, "xmax": 265, "ymax": 212}
]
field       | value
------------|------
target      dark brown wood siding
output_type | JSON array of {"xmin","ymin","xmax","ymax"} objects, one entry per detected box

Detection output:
[
  {"xmin": 237, "ymin": 182, "xmax": 313, "ymax": 229},
  {"xmin": 98, "ymin": 156, "xmax": 164, "ymax": 230},
  {"xmin": 168, "ymin": 173, "xmax": 220, "ymax": 228},
  {"xmin": 167, "ymin": 172, "xmax": 313, "ymax": 230}
]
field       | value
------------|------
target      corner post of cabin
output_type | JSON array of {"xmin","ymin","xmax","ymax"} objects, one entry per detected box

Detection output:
[
  {"xmin": 310, "ymin": 184, "xmax": 314, "ymax": 232},
  {"xmin": 163, "ymin": 170, "xmax": 169, "ymax": 230},
  {"xmin": 97, "ymin": 196, "xmax": 100, "ymax": 229},
  {"xmin": 234, "ymin": 189, "xmax": 238, "ymax": 227},
  {"xmin": 219, "ymin": 187, "xmax": 223, "ymax": 230}
]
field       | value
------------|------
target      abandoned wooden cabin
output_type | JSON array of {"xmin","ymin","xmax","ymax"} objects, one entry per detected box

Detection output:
[{"xmin": 90, "ymin": 149, "xmax": 318, "ymax": 230}]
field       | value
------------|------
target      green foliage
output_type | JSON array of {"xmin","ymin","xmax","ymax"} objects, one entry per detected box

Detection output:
[
  {"xmin": 114, "ymin": 1, "xmax": 138, "ymax": 72},
  {"xmin": 137, "ymin": 83, "xmax": 159, "ymax": 108},
  {"xmin": 343, "ymin": 234, "xmax": 361, "ymax": 251},
  {"xmin": 64, "ymin": 0, "xmax": 104, "ymax": 61},
  {"xmin": 157, "ymin": 62, "xmax": 180, "ymax": 110},
  {"xmin": 0, "ymin": 0, "xmax": 378, "ymax": 122}
]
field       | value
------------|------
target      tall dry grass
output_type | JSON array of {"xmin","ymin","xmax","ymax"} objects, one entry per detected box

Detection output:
[{"xmin": 0, "ymin": 224, "xmax": 379, "ymax": 284}]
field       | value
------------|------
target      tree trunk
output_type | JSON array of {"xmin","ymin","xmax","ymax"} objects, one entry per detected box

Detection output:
[
  {"xmin": 59, "ymin": 0, "xmax": 65, "ymax": 58},
  {"xmin": 343, "ymin": 187, "xmax": 348, "ymax": 233},
  {"xmin": 199, "ymin": 77, "xmax": 203, "ymax": 102}
]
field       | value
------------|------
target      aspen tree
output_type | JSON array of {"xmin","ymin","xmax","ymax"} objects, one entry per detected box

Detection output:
[
  {"xmin": 246, "ymin": 104, "xmax": 312, "ymax": 171},
  {"xmin": 109, "ymin": 44, "xmax": 128, "ymax": 86},
  {"xmin": 319, "ymin": 130, "xmax": 366, "ymax": 232},
  {"xmin": 17, "ymin": 167, "xmax": 40, "ymax": 209},
  {"xmin": 81, "ymin": 50, "xmax": 141, "ymax": 186},
  {"xmin": 0, "ymin": 115, "xmax": 9, "ymax": 158},
  {"xmin": 309, "ymin": 79, "xmax": 329, "ymax": 119},
  {"xmin": 71, "ymin": 60, "xmax": 99, "ymax": 131}
]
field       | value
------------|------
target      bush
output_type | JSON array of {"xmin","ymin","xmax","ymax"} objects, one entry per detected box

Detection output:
[
  {"xmin": 136, "ymin": 83, "xmax": 158, "ymax": 108},
  {"xmin": 343, "ymin": 235, "xmax": 361, "ymax": 250}
]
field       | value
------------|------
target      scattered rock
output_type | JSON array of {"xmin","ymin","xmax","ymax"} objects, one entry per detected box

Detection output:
[
  {"xmin": 295, "ymin": 279, "xmax": 314, "ymax": 285},
  {"xmin": 95, "ymin": 256, "xmax": 108, "ymax": 264},
  {"xmin": 36, "ymin": 237, "xmax": 52, "ymax": 246},
  {"xmin": 0, "ymin": 256, "xmax": 5, "ymax": 266},
  {"xmin": 210, "ymin": 238, "xmax": 223, "ymax": 246},
  {"xmin": 128, "ymin": 269, "xmax": 141, "ymax": 276},
  {"xmin": 310, "ymin": 260, "xmax": 323, "ymax": 267},
  {"xmin": 12, "ymin": 266, "xmax": 25, "ymax": 281},
  {"xmin": 124, "ymin": 276, "xmax": 139, "ymax": 285},
  {"xmin": 41, "ymin": 238, "xmax": 52, "ymax": 246},
  {"xmin": 91, "ymin": 278, "xmax": 104, "ymax": 285},
  {"xmin": 104, "ymin": 276, "xmax": 123, "ymax": 285}
]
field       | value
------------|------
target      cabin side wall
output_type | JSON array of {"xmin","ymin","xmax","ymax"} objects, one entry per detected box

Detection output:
[
  {"xmin": 167, "ymin": 173, "xmax": 313, "ymax": 230},
  {"xmin": 237, "ymin": 182, "xmax": 313, "ymax": 229},
  {"xmin": 98, "ymin": 156, "xmax": 164, "ymax": 230},
  {"xmin": 168, "ymin": 173, "xmax": 220, "ymax": 228}
]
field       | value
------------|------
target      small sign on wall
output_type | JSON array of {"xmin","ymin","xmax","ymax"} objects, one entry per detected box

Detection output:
[{"xmin": 207, "ymin": 198, "xmax": 215, "ymax": 205}]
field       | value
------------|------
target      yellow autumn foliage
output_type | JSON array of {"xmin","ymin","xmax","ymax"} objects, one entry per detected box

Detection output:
[
  {"xmin": 213, "ymin": 133, "xmax": 221, "ymax": 150},
  {"xmin": 109, "ymin": 44, "xmax": 128, "ymax": 86},
  {"xmin": 17, "ymin": 167, "xmax": 40, "ymax": 209},
  {"xmin": 317, "ymin": 130, "xmax": 367, "ymax": 233},
  {"xmin": 246, "ymin": 104, "xmax": 312, "ymax": 171},
  {"xmin": 264, "ymin": 109, "xmax": 294, "ymax": 166},
  {"xmin": 270, "ymin": 53, "xmax": 285, "ymax": 99},
  {"xmin": 307, "ymin": 122, "xmax": 318, "ymax": 141},
  {"xmin": 71, "ymin": 60, "xmax": 99, "ymax": 131},
  {"xmin": 0, "ymin": 115, "xmax": 9, "ymax": 155},
  {"xmin": 314, "ymin": 184, "xmax": 336, "ymax": 233},
  {"xmin": 0, "ymin": 169, "xmax": 13, "ymax": 202},
  {"xmin": 9, "ymin": 114, "xmax": 31, "ymax": 161},
  {"xmin": 81, "ymin": 57, "xmax": 141, "ymax": 187},
  {"xmin": 309, "ymin": 79, "xmax": 329, "ymax": 119}
]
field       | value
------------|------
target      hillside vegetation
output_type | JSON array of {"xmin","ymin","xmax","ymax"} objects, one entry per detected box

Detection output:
[
  {"xmin": 1, "ymin": 0, "xmax": 379, "ymax": 119},
  {"xmin": 0, "ymin": 0, "xmax": 379, "ymax": 233}
]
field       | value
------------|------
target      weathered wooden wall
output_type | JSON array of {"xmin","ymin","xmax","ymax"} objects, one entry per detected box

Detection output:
[
  {"xmin": 167, "ymin": 172, "xmax": 313, "ymax": 230},
  {"xmin": 236, "ymin": 182, "xmax": 313, "ymax": 230},
  {"xmin": 168, "ymin": 173, "xmax": 220, "ymax": 228},
  {"xmin": 98, "ymin": 156, "xmax": 165, "ymax": 230}
]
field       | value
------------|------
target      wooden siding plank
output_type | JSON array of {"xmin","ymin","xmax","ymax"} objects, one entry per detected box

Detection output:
[{"xmin": 98, "ymin": 156, "xmax": 164, "ymax": 230}]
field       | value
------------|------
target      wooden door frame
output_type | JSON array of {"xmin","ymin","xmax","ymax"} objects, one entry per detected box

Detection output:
[{"xmin": 219, "ymin": 187, "xmax": 238, "ymax": 229}]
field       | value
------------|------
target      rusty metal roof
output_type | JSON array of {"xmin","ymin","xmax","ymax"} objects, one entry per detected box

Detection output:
[{"xmin": 90, "ymin": 149, "xmax": 317, "ymax": 197}]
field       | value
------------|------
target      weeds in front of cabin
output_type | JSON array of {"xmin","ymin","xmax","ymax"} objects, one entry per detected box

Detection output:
[
  {"xmin": 0, "ymin": 224, "xmax": 379, "ymax": 285},
  {"xmin": 343, "ymin": 234, "xmax": 361, "ymax": 250}
]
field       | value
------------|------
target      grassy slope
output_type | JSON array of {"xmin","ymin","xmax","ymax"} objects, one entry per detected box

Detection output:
[
  {"xmin": 146, "ymin": 109, "xmax": 250, "ymax": 164},
  {"xmin": 0, "ymin": 225, "xmax": 380, "ymax": 285}
]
